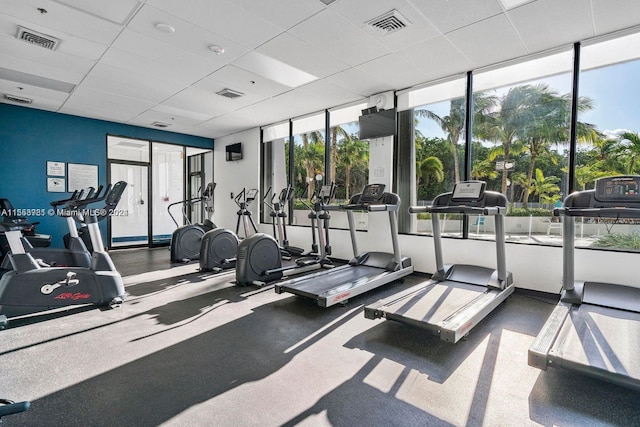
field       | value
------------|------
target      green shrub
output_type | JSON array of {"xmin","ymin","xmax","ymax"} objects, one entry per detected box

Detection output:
[
  {"xmin": 507, "ymin": 207, "xmax": 552, "ymax": 217},
  {"xmin": 591, "ymin": 232, "xmax": 640, "ymax": 251}
]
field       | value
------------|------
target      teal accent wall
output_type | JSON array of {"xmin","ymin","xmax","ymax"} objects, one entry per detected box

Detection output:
[{"xmin": 0, "ymin": 104, "xmax": 214, "ymax": 247}]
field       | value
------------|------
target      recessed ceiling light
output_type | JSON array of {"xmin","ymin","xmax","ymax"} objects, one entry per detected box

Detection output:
[
  {"xmin": 208, "ymin": 45, "xmax": 225, "ymax": 55},
  {"xmin": 155, "ymin": 23, "xmax": 175, "ymax": 34}
]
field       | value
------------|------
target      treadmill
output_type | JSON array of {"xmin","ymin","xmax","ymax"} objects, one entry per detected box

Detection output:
[
  {"xmin": 529, "ymin": 175, "xmax": 640, "ymax": 390},
  {"xmin": 274, "ymin": 183, "xmax": 413, "ymax": 307},
  {"xmin": 364, "ymin": 181, "xmax": 514, "ymax": 343}
]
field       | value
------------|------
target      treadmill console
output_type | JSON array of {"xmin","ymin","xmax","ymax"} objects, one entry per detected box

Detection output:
[
  {"xmin": 451, "ymin": 181, "xmax": 486, "ymax": 202},
  {"xmin": 246, "ymin": 189, "xmax": 259, "ymax": 201},
  {"xmin": 359, "ymin": 184, "xmax": 386, "ymax": 203},
  {"xmin": 595, "ymin": 176, "xmax": 640, "ymax": 204}
]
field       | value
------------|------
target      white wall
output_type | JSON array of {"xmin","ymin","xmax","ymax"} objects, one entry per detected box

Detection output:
[
  {"xmin": 214, "ymin": 126, "xmax": 640, "ymax": 295},
  {"xmin": 213, "ymin": 128, "xmax": 267, "ymax": 235}
]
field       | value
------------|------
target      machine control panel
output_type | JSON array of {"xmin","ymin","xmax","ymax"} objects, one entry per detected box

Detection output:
[
  {"xmin": 595, "ymin": 176, "xmax": 640, "ymax": 203},
  {"xmin": 359, "ymin": 184, "xmax": 386, "ymax": 203}
]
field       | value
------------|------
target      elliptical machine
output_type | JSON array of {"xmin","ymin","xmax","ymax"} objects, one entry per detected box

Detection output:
[
  {"xmin": 0, "ymin": 182, "xmax": 127, "ymax": 329},
  {"xmin": 235, "ymin": 182, "xmax": 335, "ymax": 286},
  {"xmin": 263, "ymin": 186, "xmax": 305, "ymax": 260},
  {"xmin": 198, "ymin": 188, "xmax": 259, "ymax": 272},
  {"xmin": 169, "ymin": 183, "xmax": 216, "ymax": 263}
]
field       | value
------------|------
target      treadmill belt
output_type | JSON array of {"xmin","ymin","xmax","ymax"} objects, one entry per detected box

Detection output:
[
  {"xmin": 382, "ymin": 280, "xmax": 487, "ymax": 324},
  {"xmin": 555, "ymin": 304, "xmax": 640, "ymax": 379},
  {"xmin": 281, "ymin": 265, "xmax": 384, "ymax": 297}
]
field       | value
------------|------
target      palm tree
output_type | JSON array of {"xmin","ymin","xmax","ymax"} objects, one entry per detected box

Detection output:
[
  {"xmin": 530, "ymin": 168, "xmax": 561, "ymax": 204},
  {"xmin": 299, "ymin": 132, "xmax": 325, "ymax": 196},
  {"xmin": 417, "ymin": 156, "xmax": 444, "ymax": 190},
  {"xmin": 616, "ymin": 131, "xmax": 640, "ymax": 173},
  {"xmin": 415, "ymin": 98, "xmax": 465, "ymax": 184},
  {"xmin": 518, "ymin": 85, "xmax": 597, "ymax": 207},
  {"xmin": 338, "ymin": 137, "xmax": 368, "ymax": 200},
  {"xmin": 330, "ymin": 125, "xmax": 350, "ymax": 185}
]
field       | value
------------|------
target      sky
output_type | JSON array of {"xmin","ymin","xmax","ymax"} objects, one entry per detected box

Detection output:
[{"xmin": 415, "ymin": 58, "xmax": 640, "ymax": 142}]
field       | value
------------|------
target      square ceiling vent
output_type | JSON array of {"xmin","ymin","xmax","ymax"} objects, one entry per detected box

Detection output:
[
  {"xmin": 216, "ymin": 88, "xmax": 244, "ymax": 99},
  {"xmin": 16, "ymin": 26, "xmax": 60, "ymax": 50},
  {"xmin": 365, "ymin": 10, "xmax": 411, "ymax": 35}
]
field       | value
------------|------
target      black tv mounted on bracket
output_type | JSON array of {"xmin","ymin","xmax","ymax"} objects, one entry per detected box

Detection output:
[
  {"xmin": 358, "ymin": 107, "xmax": 396, "ymax": 140},
  {"xmin": 225, "ymin": 142, "xmax": 242, "ymax": 161}
]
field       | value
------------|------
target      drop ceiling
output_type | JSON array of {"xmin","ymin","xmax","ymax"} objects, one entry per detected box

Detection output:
[{"xmin": 0, "ymin": 0, "xmax": 639, "ymax": 139}]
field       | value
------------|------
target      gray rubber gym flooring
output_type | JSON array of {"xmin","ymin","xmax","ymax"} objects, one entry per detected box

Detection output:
[{"xmin": 2, "ymin": 247, "xmax": 640, "ymax": 426}]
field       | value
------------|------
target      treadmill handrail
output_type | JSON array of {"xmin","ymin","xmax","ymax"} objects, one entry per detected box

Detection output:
[
  {"xmin": 342, "ymin": 203, "xmax": 398, "ymax": 212},
  {"xmin": 426, "ymin": 205, "xmax": 506, "ymax": 215},
  {"xmin": 555, "ymin": 206, "xmax": 640, "ymax": 218}
]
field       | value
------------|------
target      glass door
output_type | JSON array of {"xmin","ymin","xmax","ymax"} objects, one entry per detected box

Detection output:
[{"xmin": 109, "ymin": 162, "xmax": 149, "ymax": 247}]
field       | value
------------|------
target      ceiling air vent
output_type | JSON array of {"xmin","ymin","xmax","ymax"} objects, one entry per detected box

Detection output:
[
  {"xmin": 216, "ymin": 88, "xmax": 244, "ymax": 99},
  {"xmin": 151, "ymin": 121, "xmax": 171, "ymax": 128},
  {"xmin": 16, "ymin": 26, "xmax": 60, "ymax": 50},
  {"xmin": 3, "ymin": 94, "xmax": 33, "ymax": 104},
  {"xmin": 365, "ymin": 10, "xmax": 411, "ymax": 35}
]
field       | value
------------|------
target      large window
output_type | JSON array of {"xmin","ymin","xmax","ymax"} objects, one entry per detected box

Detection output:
[
  {"xmin": 574, "ymin": 32, "xmax": 640, "ymax": 250},
  {"xmin": 472, "ymin": 50, "xmax": 574, "ymax": 243},
  {"xmin": 262, "ymin": 121, "xmax": 289, "ymax": 224},
  {"xmin": 290, "ymin": 113, "xmax": 326, "ymax": 226},
  {"xmin": 404, "ymin": 78, "xmax": 467, "ymax": 237}
]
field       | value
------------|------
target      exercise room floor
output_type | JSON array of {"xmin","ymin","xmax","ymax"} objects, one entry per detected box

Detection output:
[{"xmin": 2, "ymin": 247, "xmax": 640, "ymax": 426}]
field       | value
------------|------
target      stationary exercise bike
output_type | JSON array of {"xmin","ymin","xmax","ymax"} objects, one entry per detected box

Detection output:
[
  {"xmin": 2, "ymin": 185, "xmax": 125, "ymax": 269},
  {"xmin": 198, "ymin": 188, "xmax": 259, "ymax": 272},
  {"xmin": 0, "ymin": 182, "xmax": 127, "ymax": 329},
  {"xmin": 169, "ymin": 183, "xmax": 216, "ymax": 263}
]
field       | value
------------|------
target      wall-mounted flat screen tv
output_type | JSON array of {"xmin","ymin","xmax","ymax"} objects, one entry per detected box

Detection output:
[
  {"xmin": 225, "ymin": 142, "xmax": 242, "ymax": 161},
  {"xmin": 358, "ymin": 108, "xmax": 396, "ymax": 140}
]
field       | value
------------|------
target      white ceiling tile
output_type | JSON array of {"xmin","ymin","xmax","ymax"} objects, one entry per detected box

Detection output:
[
  {"xmin": 146, "ymin": 0, "xmax": 283, "ymax": 48},
  {"xmin": 128, "ymin": 109, "xmax": 207, "ymax": 132},
  {"xmin": 107, "ymin": 30, "xmax": 222, "ymax": 82},
  {"xmin": 1, "ymin": 0, "xmax": 122, "ymax": 44},
  {"xmin": 126, "ymin": 5, "xmax": 249, "ymax": 62},
  {"xmin": 162, "ymin": 86, "xmax": 261, "ymax": 118},
  {"xmin": 0, "ymin": 52, "xmax": 86, "ymax": 85},
  {"xmin": 446, "ymin": 14, "xmax": 528, "ymax": 68},
  {"xmin": 591, "ymin": 0, "xmax": 640, "ymax": 35},
  {"xmin": 508, "ymin": 0, "xmax": 594, "ymax": 52},
  {"xmin": 196, "ymin": 65, "xmax": 291, "ymax": 98},
  {"xmin": 324, "ymin": 68, "xmax": 392, "ymax": 97},
  {"xmin": 232, "ymin": 0, "xmax": 324, "ymax": 30},
  {"xmin": 61, "ymin": 86, "xmax": 156, "ymax": 122},
  {"xmin": 398, "ymin": 35, "xmax": 473, "ymax": 82},
  {"xmin": 0, "ymin": 14, "xmax": 109, "ymax": 61},
  {"xmin": 0, "ymin": 78, "xmax": 68, "ymax": 110},
  {"xmin": 256, "ymin": 32, "xmax": 350, "ymax": 78},
  {"xmin": 55, "ymin": 0, "xmax": 141, "ymax": 25},
  {"xmin": 289, "ymin": 9, "xmax": 391, "ymax": 67},
  {"xmin": 356, "ymin": 53, "xmax": 427, "ymax": 90},
  {"xmin": 80, "ymin": 73, "xmax": 170, "ymax": 104},
  {"xmin": 0, "ymin": 35, "xmax": 96, "ymax": 75},
  {"xmin": 232, "ymin": 51, "xmax": 318, "ymax": 88},
  {"xmin": 410, "ymin": 0, "xmax": 504, "ymax": 33}
]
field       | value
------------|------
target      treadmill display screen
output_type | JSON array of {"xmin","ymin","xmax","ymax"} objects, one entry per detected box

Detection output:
[
  {"xmin": 452, "ymin": 181, "xmax": 485, "ymax": 201},
  {"xmin": 360, "ymin": 184, "xmax": 386, "ymax": 202},
  {"xmin": 595, "ymin": 176, "xmax": 640, "ymax": 202}
]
